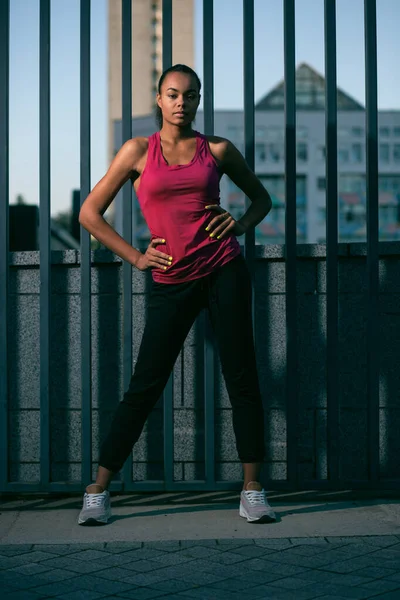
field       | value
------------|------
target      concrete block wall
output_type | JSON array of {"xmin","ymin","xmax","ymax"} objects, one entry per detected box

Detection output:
[{"xmin": 7, "ymin": 243, "xmax": 400, "ymax": 487}]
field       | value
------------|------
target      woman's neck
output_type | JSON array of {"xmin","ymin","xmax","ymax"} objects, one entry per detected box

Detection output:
[{"xmin": 159, "ymin": 123, "xmax": 195, "ymax": 143}]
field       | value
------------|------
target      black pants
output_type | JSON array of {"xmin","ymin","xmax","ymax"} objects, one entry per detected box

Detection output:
[{"xmin": 99, "ymin": 253, "xmax": 265, "ymax": 473}]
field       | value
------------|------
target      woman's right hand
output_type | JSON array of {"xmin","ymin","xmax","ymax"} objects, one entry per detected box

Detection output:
[{"xmin": 135, "ymin": 238, "xmax": 173, "ymax": 271}]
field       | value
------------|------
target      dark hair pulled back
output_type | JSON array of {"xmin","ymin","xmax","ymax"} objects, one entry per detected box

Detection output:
[{"xmin": 155, "ymin": 64, "xmax": 201, "ymax": 129}]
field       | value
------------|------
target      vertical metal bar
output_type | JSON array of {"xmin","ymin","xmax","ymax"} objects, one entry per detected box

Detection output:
[
  {"xmin": 283, "ymin": 0, "xmax": 298, "ymax": 487},
  {"xmin": 203, "ymin": 0, "xmax": 215, "ymax": 486},
  {"xmin": 203, "ymin": 0, "xmax": 214, "ymax": 136},
  {"xmin": 80, "ymin": 0, "xmax": 92, "ymax": 486},
  {"xmin": 162, "ymin": 0, "xmax": 173, "ymax": 488},
  {"xmin": 0, "ymin": 0, "xmax": 10, "ymax": 492},
  {"xmin": 364, "ymin": 0, "xmax": 379, "ymax": 484},
  {"xmin": 243, "ymin": 0, "xmax": 255, "ymax": 261},
  {"xmin": 121, "ymin": 0, "xmax": 133, "ymax": 490},
  {"xmin": 39, "ymin": 0, "xmax": 51, "ymax": 488},
  {"xmin": 162, "ymin": 0, "xmax": 173, "ymax": 69},
  {"xmin": 324, "ymin": 0, "xmax": 340, "ymax": 485}
]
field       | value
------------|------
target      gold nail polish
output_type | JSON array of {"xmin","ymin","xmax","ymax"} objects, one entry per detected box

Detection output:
[
  {"xmin": 205, "ymin": 227, "xmax": 210, "ymax": 231},
  {"xmin": 169, "ymin": 256, "xmax": 173, "ymax": 260},
  {"xmin": 210, "ymin": 233, "xmax": 214, "ymax": 238},
  {"xmin": 217, "ymin": 236, "xmax": 221, "ymax": 239}
]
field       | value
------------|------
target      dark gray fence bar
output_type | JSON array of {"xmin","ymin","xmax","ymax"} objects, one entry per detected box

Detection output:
[
  {"xmin": 39, "ymin": 0, "xmax": 51, "ymax": 487},
  {"xmin": 283, "ymin": 0, "xmax": 298, "ymax": 486},
  {"xmin": 324, "ymin": 0, "xmax": 340, "ymax": 485},
  {"xmin": 121, "ymin": 0, "xmax": 134, "ymax": 491},
  {"xmin": 364, "ymin": 0, "xmax": 379, "ymax": 483},
  {"xmin": 203, "ymin": 0, "xmax": 215, "ymax": 486},
  {"xmin": 162, "ymin": 0, "xmax": 174, "ymax": 488},
  {"xmin": 243, "ymin": 0, "xmax": 255, "ymax": 260},
  {"xmin": 80, "ymin": 0, "xmax": 92, "ymax": 486},
  {"xmin": 0, "ymin": 0, "xmax": 10, "ymax": 491},
  {"xmin": 162, "ymin": 0, "xmax": 173, "ymax": 70}
]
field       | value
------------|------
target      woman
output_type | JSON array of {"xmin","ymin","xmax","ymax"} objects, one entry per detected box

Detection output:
[{"xmin": 78, "ymin": 64, "xmax": 275, "ymax": 526}]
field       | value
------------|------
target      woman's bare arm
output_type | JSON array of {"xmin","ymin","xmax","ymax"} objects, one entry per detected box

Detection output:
[
  {"xmin": 208, "ymin": 136, "xmax": 272, "ymax": 233},
  {"xmin": 79, "ymin": 138, "xmax": 147, "ymax": 268}
]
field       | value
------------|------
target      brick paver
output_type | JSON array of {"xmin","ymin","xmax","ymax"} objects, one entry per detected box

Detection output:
[{"xmin": 1, "ymin": 536, "xmax": 400, "ymax": 599}]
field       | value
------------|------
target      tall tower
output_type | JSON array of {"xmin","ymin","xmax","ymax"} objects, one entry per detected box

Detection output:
[{"xmin": 108, "ymin": 0, "xmax": 195, "ymax": 167}]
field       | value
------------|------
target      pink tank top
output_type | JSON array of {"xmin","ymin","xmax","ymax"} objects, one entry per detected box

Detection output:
[{"xmin": 135, "ymin": 130, "xmax": 241, "ymax": 283}]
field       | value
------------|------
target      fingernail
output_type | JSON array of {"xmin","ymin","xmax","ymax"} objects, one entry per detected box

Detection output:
[
  {"xmin": 162, "ymin": 239, "xmax": 166, "ymax": 243},
  {"xmin": 205, "ymin": 227, "xmax": 210, "ymax": 231},
  {"xmin": 163, "ymin": 267, "xmax": 167, "ymax": 270},
  {"xmin": 217, "ymin": 236, "xmax": 221, "ymax": 239},
  {"xmin": 210, "ymin": 233, "xmax": 214, "ymax": 238},
  {"xmin": 169, "ymin": 256, "xmax": 173, "ymax": 260}
]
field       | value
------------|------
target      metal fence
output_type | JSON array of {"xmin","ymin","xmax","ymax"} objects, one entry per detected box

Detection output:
[{"xmin": 0, "ymin": 0, "xmax": 387, "ymax": 493}]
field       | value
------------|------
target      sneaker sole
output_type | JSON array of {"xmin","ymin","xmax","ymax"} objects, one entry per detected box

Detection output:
[
  {"xmin": 239, "ymin": 504, "xmax": 276, "ymax": 524},
  {"xmin": 78, "ymin": 517, "xmax": 109, "ymax": 526},
  {"xmin": 78, "ymin": 510, "xmax": 111, "ymax": 526}
]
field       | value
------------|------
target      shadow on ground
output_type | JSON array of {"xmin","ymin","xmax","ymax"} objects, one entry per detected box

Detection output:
[{"xmin": 1, "ymin": 489, "xmax": 399, "ymax": 525}]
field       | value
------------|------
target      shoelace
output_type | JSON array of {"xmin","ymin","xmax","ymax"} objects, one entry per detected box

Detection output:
[
  {"xmin": 85, "ymin": 493, "xmax": 106, "ymax": 507},
  {"xmin": 244, "ymin": 490, "xmax": 268, "ymax": 505}
]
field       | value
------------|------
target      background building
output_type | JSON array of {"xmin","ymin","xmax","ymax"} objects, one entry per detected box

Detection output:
[
  {"xmin": 108, "ymin": 0, "xmax": 194, "ymax": 231},
  {"xmin": 114, "ymin": 64, "xmax": 400, "ymax": 245}
]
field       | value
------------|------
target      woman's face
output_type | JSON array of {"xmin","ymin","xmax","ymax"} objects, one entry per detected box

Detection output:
[{"xmin": 157, "ymin": 72, "xmax": 200, "ymax": 127}]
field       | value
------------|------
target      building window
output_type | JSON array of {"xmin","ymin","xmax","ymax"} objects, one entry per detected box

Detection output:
[
  {"xmin": 152, "ymin": 68, "xmax": 159, "ymax": 86},
  {"xmin": 394, "ymin": 144, "xmax": 400, "ymax": 163},
  {"xmin": 339, "ymin": 174, "xmax": 365, "ymax": 193},
  {"xmin": 297, "ymin": 142, "xmax": 308, "ymax": 162},
  {"xmin": 380, "ymin": 176, "xmax": 400, "ymax": 193},
  {"xmin": 268, "ymin": 143, "xmax": 283, "ymax": 162},
  {"xmin": 351, "ymin": 143, "xmax": 363, "ymax": 163},
  {"xmin": 380, "ymin": 127, "xmax": 390, "ymax": 137},
  {"xmin": 318, "ymin": 207, "xmax": 326, "ymax": 224},
  {"xmin": 352, "ymin": 127, "xmax": 363, "ymax": 137},
  {"xmin": 317, "ymin": 177, "xmax": 326, "ymax": 190},
  {"xmin": 255, "ymin": 143, "xmax": 266, "ymax": 162},
  {"xmin": 379, "ymin": 143, "xmax": 390, "ymax": 163},
  {"xmin": 394, "ymin": 127, "xmax": 400, "ymax": 137},
  {"xmin": 338, "ymin": 147, "xmax": 349, "ymax": 164}
]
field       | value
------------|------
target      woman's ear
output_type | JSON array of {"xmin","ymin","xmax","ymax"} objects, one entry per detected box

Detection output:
[{"xmin": 156, "ymin": 93, "xmax": 162, "ymax": 109}]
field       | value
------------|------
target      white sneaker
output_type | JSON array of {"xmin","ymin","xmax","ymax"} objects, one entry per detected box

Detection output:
[
  {"xmin": 239, "ymin": 481, "xmax": 276, "ymax": 523},
  {"xmin": 78, "ymin": 485, "xmax": 111, "ymax": 526}
]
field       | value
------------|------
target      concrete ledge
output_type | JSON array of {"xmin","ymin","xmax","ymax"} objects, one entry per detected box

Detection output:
[{"xmin": 8, "ymin": 241, "xmax": 400, "ymax": 266}]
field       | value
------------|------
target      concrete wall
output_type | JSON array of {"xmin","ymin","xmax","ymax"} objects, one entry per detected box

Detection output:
[{"xmin": 7, "ymin": 244, "xmax": 400, "ymax": 487}]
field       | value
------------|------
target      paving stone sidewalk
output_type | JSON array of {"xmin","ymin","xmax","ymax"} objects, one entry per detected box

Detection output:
[{"xmin": 1, "ymin": 535, "xmax": 400, "ymax": 599}]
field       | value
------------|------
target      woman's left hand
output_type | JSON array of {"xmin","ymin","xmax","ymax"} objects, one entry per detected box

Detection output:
[{"xmin": 204, "ymin": 204, "xmax": 247, "ymax": 239}]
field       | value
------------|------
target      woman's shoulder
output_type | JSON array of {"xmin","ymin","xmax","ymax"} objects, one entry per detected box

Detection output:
[
  {"xmin": 122, "ymin": 136, "xmax": 150, "ymax": 155},
  {"xmin": 203, "ymin": 134, "xmax": 238, "ymax": 162},
  {"xmin": 118, "ymin": 136, "xmax": 153, "ymax": 168}
]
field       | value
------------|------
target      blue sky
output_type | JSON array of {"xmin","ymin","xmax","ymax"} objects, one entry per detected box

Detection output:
[{"xmin": 8, "ymin": 0, "xmax": 400, "ymax": 216}]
